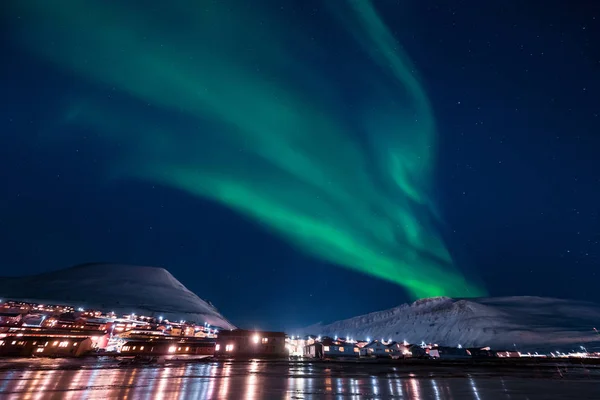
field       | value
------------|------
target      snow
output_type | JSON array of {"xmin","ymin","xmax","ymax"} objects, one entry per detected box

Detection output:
[
  {"xmin": 301, "ymin": 296, "xmax": 600, "ymax": 350},
  {"xmin": 0, "ymin": 263, "xmax": 235, "ymax": 329}
]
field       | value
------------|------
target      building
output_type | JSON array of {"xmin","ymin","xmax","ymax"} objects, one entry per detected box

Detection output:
[
  {"xmin": 429, "ymin": 346, "xmax": 472, "ymax": 359},
  {"xmin": 387, "ymin": 341, "xmax": 412, "ymax": 359},
  {"xmin": 305, "ymin": 338, "xmax": 359, "ymax": 359},
  {"xmin": 1, "ymin": 327, "xmax": 110, "ymax": 352},
  {"xmin": 408, "ymin": 344, "xmax": 428, "ymax": 358},
  {"xmin": 215, "ymin": 330, "xmax": 286, "ymax": 358},
  {"xmin": 0, "ymin": 336, "xmax": 93, "ymax": 357},
  {"xmin": 120, "ymin": 339, "xmax": 215, "ymax": 356},
  {"xmin": 493, "ymin": 350, "xmax": 521, "ymax": 358},
  {"xmin": 360, "ymin": 340, "xmax": 391, "ymax": 358},
  {"xmin": 0, "ymin": 312, "xmax": 22, "ymax": 326}
]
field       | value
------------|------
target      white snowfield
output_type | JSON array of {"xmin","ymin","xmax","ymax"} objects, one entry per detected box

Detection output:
[
  {"xmin": 303, "ymin": 296, "xmax": 600, "ymax": 350},
  {"xmin": 0, "ymin": 263, "xmax": 235, "ymax": 330}
]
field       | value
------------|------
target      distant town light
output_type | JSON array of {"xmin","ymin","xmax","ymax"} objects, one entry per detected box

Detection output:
[
  {"xmin": 458, "ymin": 344, "xmax": 462, "ymax": 349},
  {"xmin": 168, "ymin": 346, "xmax": 176, "ymax": 353}
]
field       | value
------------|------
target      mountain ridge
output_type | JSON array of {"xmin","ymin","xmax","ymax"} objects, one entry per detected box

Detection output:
[
  {"xmin": 301, "ymin": 296, "xmax": 600, "ymax": 350},
  {"xmin": 0, "ymin": 263, "xmax": 235, "ymax": 329}
]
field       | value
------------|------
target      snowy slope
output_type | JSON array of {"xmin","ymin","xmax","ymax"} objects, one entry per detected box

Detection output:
[
  {"xmin": 302, "ymin": 296, "xmax": 600, "ymax": 350},
  {"xmin": 0, "ymin": 263, "xmax": 235, "ymax": 329}
]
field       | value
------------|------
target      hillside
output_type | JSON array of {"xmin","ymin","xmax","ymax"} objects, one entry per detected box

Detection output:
[
  {"xmin": 0, "ymin": 263, "xmax": 235, "ymax": 329},
  {"xmin": 302, "ymin": 296, "xmax": 600, "ymax": 350}
]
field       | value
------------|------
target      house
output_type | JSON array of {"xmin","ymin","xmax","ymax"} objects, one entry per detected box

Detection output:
[
  {"xmin": 0, "ymin": 336, "xmax": 93, "ymax": 357},
  {"xmin": 22, "ymin": 314, "xmax": 48, "ymax": 327},
  {"xmin": 429, "ymin": 346, "xmax": 472, "ymax": 359},
  {"xmin": 0, "ymin": 312, "xmax": 22, "ymax": 326},
  {"xmin": 360, "ymin": 340, "xmax": 391, "ymax": 358},
  {"xmin": 305, "ymin": 338, "xmax": 359, "ymax": 359},
  {"xmin": 387, "ymin": 341, "xmax": 412, "ymax": 359},
  {"xmin": 493, "ymin": 350, "xmax": 520, "ymax": 358},
  {"xmin": 120, "ymin": 339, "xmax": 215, "ymax": 356},
  {"xmin": 0, "ymin": 327, "xmax": 110, "ymax": 351},
  {"xmin": 214, "ymin": 329, "xmax": 286, "ymax": 358},
  {"xmin": 408, "ymin": 344, "xmax": 428, "ymax": 358}
]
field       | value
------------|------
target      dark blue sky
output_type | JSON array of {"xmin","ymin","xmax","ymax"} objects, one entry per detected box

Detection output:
[{"xmin": 0, "ymin": 0, "xmax": 598, "ymax": 330}]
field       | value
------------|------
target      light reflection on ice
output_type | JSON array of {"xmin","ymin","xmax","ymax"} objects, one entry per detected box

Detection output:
[{"xmin": 0, "ymin": 360, "xmax": 598, "ymax": 399}]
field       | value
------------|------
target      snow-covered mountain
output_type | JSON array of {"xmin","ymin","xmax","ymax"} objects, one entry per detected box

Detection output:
[
  {"xmin": 301, "ymin": 296, "xmax": 600, "ymax": 350},
  {"xmin": 0, "ymin": 263, "xmax": 235, "ymax": 329}
]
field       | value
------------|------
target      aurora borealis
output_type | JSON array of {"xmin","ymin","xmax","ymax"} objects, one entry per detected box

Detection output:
[{"xmin": 5, "ymin": 0, "xmax": 485, "ymax": 299}]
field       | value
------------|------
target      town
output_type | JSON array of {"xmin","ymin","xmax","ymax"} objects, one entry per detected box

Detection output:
[{"xmin": 0, "ymin": 299, "xmax": 597, "ymax": 362}]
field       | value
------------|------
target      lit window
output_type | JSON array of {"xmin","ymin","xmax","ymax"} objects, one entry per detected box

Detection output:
[
  {"xmin": 59, "ymin": 342, "xmax": 69, "ymax": 348},
  {"xmin": 215, "ymin": 344, "xmax": 220, "ymax": 351},
  {"xmin": 178, "ymin": 347, "xmax": 181, "ymax": 351},
  {"xmin": 253, "ymin": 335, "xmax": 259, "ymax": 344},
  {"xmin": 140, "ymin": 346, "xmax": 144, "ymax": 350},
  {"xmin": 122, "ymin": 346, "xmax": 129, "ymax": 351},
  {"xmin": 132, "ymin": 346, "xmax": 136, "ymax": 350},
  {"xmin": 185, "ymin": 347, "xmax": 189, "ymax": 351},
  {"xmin": 323, "ymin": 346, "xmax": 330, "ymax": 352},
  {"xmin": 339, "ymin": 347, "xmax": 344, "ymax": 352},
  {"xmin": 168, "ymin": 346, "xmax": 176, "ymax": 353},
  {"xmin": 261, "ymin": 338, "xmax": 269, "ymax": 344},
  {"xmin": 36, "ymin": 348, "xmax": 44, "ymax": 353},
  {"xmin": 385, "ymin": 349, "xmax": 390, "ymax": 353},
  {"xmin": 53, "ymin": 341, "xmax": 58, "ymax": 347},
  {"xmin": 225, "ymin": 344, "xmax": 234, "ymax": 352},
  {"xmin": 73, "ymin": 343, "xmax": 78, "ymax": 347},
  {"xmin": 354, "ymin": 348, "xmax": 359, "ymax": 353},
  {"xmin": 11, "ymin": 341, "xmax": 16, "ymax": 345}
]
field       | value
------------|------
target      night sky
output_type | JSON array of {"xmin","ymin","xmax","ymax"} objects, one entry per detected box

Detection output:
[{"xmin": 0, "ymin": 0, "xmax": 598, "ymax": 331}]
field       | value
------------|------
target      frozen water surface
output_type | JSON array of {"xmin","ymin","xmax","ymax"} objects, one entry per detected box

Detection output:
[{"xmin": 0, "ymin": 359, "xmax": 599, "ymax": 399}]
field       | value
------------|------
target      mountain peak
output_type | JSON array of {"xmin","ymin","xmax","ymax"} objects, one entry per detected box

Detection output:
[{"xmin": 0, "ymin": 263, "xmax": 235, "ymax": 329}]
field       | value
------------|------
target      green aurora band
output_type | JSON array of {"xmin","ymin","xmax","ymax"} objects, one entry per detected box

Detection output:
[{"xmin": 9, "ymin": 0, "xmax": 485, "ymax": 298}]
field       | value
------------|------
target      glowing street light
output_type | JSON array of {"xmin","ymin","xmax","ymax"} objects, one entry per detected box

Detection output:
[{"xmin": 253, "ymin": 335, "xmax": 260, "ymax": 344}]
